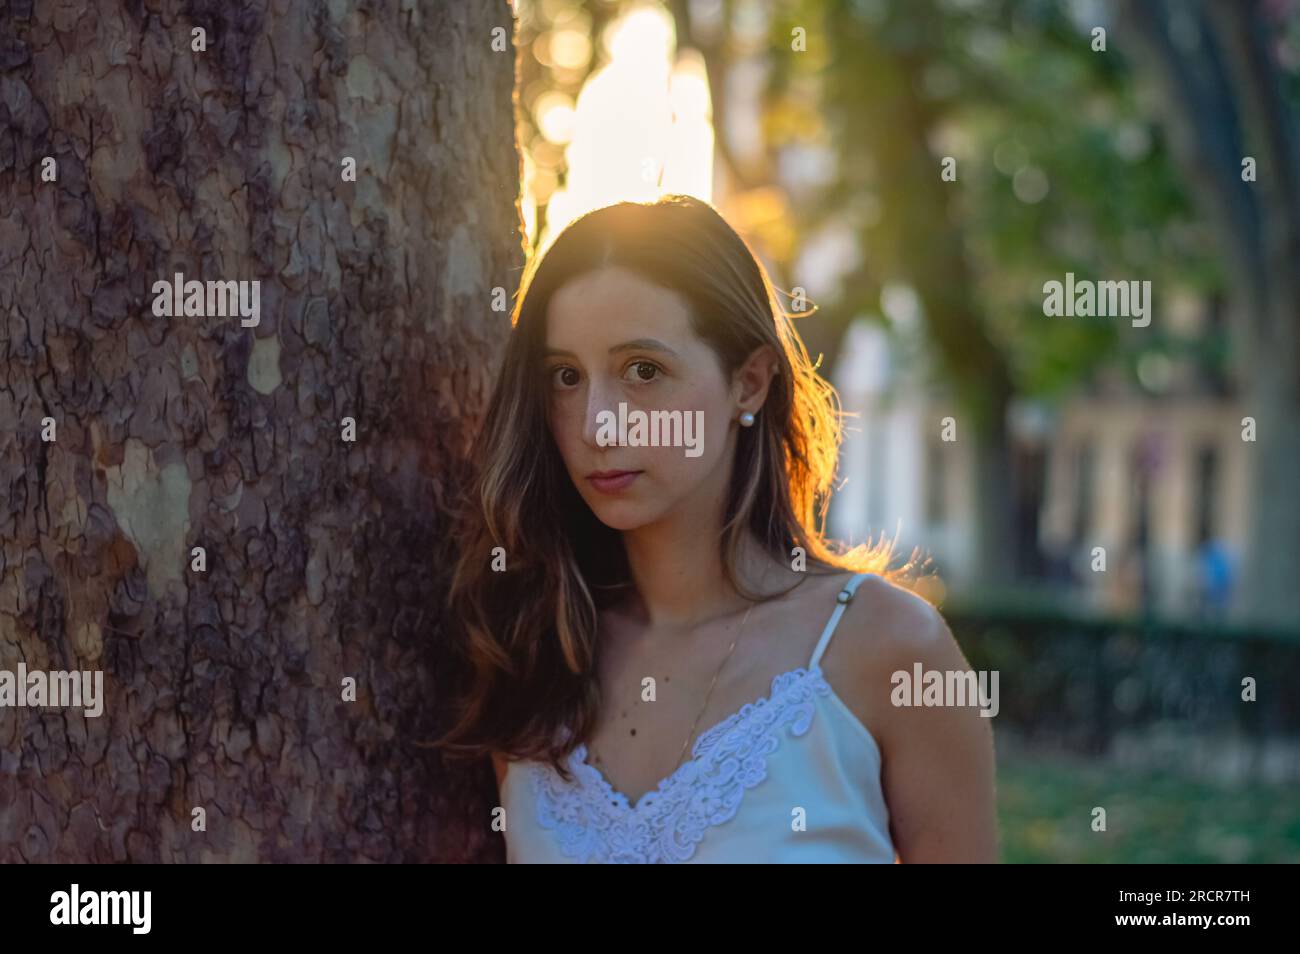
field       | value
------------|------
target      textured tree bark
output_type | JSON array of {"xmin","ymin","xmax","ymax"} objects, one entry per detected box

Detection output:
[{"xmin": 0, "ymin": 1, "xmax": 523, "ymax": 861}]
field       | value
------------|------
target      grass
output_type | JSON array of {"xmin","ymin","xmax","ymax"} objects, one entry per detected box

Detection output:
[{"xmin": 996, "ymin": 748, "xmax": 1300, "ymax": 863}]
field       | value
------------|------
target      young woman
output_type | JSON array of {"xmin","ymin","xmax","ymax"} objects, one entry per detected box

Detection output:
[{"xmin": 433, "ymin": 195, "xmax": 997, "ymax": 863}]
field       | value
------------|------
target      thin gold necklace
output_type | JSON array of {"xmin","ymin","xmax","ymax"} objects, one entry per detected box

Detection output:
[
  {"xmin": 673, "ymin": 602, "xmax": 755, "ymax": 768},
  {"xmin": 590, "ymin": 601, "xmax": 757, "ymax": 780}
]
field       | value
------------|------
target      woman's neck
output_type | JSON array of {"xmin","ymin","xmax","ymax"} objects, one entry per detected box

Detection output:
[{"xmin": 618, "ymin": 523, "xmax": 788, "ymax": 631}]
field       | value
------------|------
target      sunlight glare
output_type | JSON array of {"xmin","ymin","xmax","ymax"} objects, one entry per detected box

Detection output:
[{"xmin": 530, "ymin": 3, "xmax": 714, "ymax": 254}]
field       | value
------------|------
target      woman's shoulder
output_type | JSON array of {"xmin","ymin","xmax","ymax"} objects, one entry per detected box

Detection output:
[
  {"xmin": 812, "ymin": 568, "xmax": 967, "ymax": 722},
  {"xmin": 849, "ymin": 570, "xmax": 953, "ymax": 655},
  {"xmin": 799, "ymin": 565, "xmax": 948, "ymax": 639},
  {"xmin": 853, "ymin": 578, "xmax": 968, "ymax": 709}
]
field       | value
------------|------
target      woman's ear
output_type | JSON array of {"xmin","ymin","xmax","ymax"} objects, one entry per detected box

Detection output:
[{"xmin": 731, "ymin": 344, "xmax": 780, "ymax": 416}]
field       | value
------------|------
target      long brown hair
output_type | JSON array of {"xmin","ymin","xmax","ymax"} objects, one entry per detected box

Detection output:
[{"xmin": 430, "ymin": 194, "xmax": 924, "ymax": 782}]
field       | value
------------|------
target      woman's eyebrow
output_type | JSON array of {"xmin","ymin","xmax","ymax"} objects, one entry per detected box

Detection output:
[{"xmin": 544, "ymin": 338, "xmax": 679, "ymax": 358}]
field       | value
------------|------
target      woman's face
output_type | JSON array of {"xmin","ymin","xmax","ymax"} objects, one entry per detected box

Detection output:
[{"xmin": 543, "ymin": 265, "xmax": 766, "ymax": 532}]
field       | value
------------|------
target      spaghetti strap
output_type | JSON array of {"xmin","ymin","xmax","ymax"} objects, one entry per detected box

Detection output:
[{"xmin": 808, "ymin": 572, "xmax": 874, "ymax": 669}]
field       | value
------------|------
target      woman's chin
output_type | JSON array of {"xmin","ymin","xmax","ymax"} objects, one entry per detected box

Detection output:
[{"xmin": 587, "ymin": 501, "xmax": 654, "ymax": 531}]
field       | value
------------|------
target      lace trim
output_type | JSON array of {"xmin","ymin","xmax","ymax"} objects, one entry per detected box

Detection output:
[{"xmin": 529, "ymin": 665, "xmax": 833, "ymax": 864}]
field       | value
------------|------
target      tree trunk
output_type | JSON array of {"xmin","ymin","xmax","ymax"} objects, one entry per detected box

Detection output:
[
  {"xmin": 824, "ymin": 2, "xmax": 1019, "ymax": 589},
  {"xmin": 1, "ymin": 0, "xmax": 522, "ymax": 861},
  {"xmin": 1117, "ymin": 0, "xmax": 1300, "ymax": 628}
]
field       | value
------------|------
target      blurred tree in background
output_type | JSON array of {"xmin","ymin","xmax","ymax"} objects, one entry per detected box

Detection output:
[{"xmin": 1117, "ymin": 0, "xmax": 1300, "ymax": 626}]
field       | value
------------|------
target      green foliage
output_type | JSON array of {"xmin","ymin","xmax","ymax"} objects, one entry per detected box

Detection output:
[
  {"xmin": 781, "ymin": 0, "xmax": 1228, "ymax": 400},
  {"xmin": 998, "ymin": 749, "xmax": 1300, "ymax": 862}
]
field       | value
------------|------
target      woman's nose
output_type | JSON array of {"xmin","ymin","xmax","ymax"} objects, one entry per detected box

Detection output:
[{"xmin": 582, "ymin": 378, "xmax": 622, "ymax": 447}]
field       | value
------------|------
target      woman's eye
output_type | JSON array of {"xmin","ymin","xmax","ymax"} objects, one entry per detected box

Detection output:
[
  {"xmin": 549, "ymin": 362, "xmax": 659, "ymax": 389},
  {"xmin": 551, "ymin": 366, "xmax": 580, "ymax": 389},
  {"xmin": 625, "ymin": 361, "xmax": 661, "ymax": 383}
]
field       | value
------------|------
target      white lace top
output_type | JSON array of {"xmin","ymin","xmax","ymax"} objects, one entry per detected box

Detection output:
[{"xmin": 499, "ymin": 571, "xmax": 897, "ymax": 863}]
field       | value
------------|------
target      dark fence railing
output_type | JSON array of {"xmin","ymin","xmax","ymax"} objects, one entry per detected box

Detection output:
[{"xmin": 943, "ymin": 596, "xmax": 1300, "ymax": 758}]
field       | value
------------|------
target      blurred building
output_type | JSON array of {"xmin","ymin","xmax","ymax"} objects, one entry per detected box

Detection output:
[{"xmin": 828, "ymin": 293, "xmax": 1248, "ymax": 622}]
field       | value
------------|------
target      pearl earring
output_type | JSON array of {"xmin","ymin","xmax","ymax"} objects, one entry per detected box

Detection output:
[{"xmin": 739, "ymin": 411, "xmax": 756, "ymax": 427}]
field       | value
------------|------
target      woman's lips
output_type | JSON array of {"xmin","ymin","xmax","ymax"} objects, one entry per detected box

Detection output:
[{"xmin": 587, "ymin": 470, "xmax": 641, "ymax": 493}]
